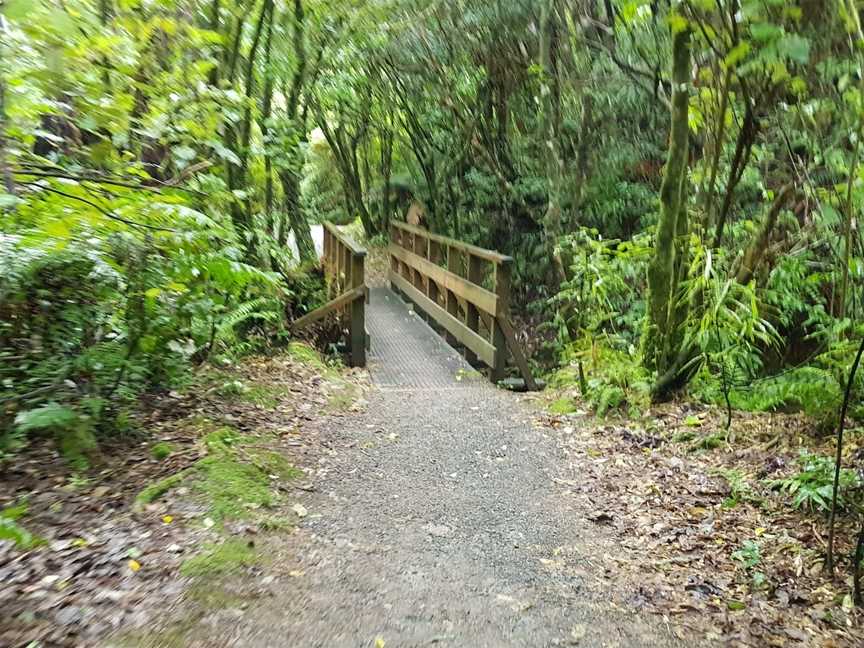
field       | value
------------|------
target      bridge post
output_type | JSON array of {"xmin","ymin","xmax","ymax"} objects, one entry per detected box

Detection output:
[
  {"xmin": 389, "ymin": 223, "xmax": 403, "ymax": 299},
  {"xmin": 445, "ymin": 245, "xmax": 460, "ymax": 347},
  {"xmin": 350, "ymin": 252, "xmax": 366, "ymax": 368},
  {"xmin": 412, "ymin": 230, "xmax": 428, "ymax": 323},
  {"xmin": 427, "ymin": 239, "xmax": 442, "ymax": 334},
  {"xmin": 465, "ymin": 255, "xmax": 482, "ymax": 364},
  {"xmin": 490, "ymin": 259, "xmax": 512, "ymax": 383}
]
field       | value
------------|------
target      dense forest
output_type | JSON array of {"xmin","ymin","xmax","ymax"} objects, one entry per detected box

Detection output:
[{"xmin": 5, "ymin": 0, "xmax": 864, "ymax": 644}]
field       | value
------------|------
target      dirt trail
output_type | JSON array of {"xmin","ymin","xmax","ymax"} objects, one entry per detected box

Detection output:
[{"xmin": 155, "ymin": 288, "xmax": 687, "ymax": 648}]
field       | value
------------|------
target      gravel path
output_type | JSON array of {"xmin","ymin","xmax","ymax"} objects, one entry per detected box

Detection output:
[{"xmin": 189, "ymin": 289, "xmax": 685, "ymax": 647}]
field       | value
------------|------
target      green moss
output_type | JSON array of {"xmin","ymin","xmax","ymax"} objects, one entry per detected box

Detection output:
[
  {"xmin": 185, "ymin": 582, "xmax": 246, "ymax": 609},
  {"xmin": 150, "ymin": 442, "xmax": 175, "ymax": 461},
  {"xmin": 180, "ymin": 538, "xmax": 259, "ymax": 578},
  {"xmin": 214, "ymin": 380, "xmax": 283, "ymax": 409},
  {"xmin": 201, "ymin": 427, "xmax": 242, "ymax": 454},
  {"xmin": 249, "ymin": 449, "xmax": 302, "ymax": 481},
  {"xmin": 134, "ymin": 419, "xmax": 296, "ymax": 521},
  {"xmin": 191, "ymin": 455, "xmax": 277, "ymax": 521},
  {"xmin": 243, "ymin": 385, "xmax": 283, "ymax": 409},
  {"xmin": 326, "ymin": 382, "xmax": 360, "ymax": 412},
  {"xmin": 133, "ymin": 469, "xmax": 192, "ymax": 511},
  {"xmin": 287, "ymin": 341, "xmax": 325, "ymax": 367},
  {"xmin": 549, "ymin": 397, "xmax": 578, "ymax": 415}
]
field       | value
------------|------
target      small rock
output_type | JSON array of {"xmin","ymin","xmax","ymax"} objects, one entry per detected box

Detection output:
[
  {"xmin": 424, "ymin": 524, "xmax": 452, "ymax": 538},
  {"xmin": 569, "ymin": 624, "xmax": 587, "ymax": 643},
  {"xmin": 55, "ymin": 606, "xmax": 83, "ymax": 626},
  {"xmin": 292, "ymin": 503, "xmax": 308, "ymax": 518}
]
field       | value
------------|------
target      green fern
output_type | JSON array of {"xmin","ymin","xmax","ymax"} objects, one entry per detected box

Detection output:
[{"xmin": 215, "ymin": 297, "xmax": 281, "ymax": 343}]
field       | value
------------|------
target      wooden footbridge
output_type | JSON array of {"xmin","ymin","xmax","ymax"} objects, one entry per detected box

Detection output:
[{"xmin": 293, "ymin": 221, "xmax": 538, "ymax": 391}]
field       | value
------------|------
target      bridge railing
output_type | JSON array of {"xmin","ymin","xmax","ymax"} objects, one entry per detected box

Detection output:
[
  {"xmin": 388, "ymin": 221, "xmax": 537, "ymax": 389},
  {"xmin": 292, "ymin": 222, "xmax": 367, "ymax": 367}
]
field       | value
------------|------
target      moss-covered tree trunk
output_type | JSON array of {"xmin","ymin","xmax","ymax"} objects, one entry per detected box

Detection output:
[
  {"xmin": 642, "ymin": 25, "xmax": 692, "ymax": 395},
  {"xmin": 539, "ymin": 0, "xmax": 567, "ymax": 285}
]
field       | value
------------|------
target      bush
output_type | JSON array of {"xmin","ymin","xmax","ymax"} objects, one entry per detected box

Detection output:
[{"xmin": 1, "ymin": 207, "xmax": 286, "ymax": 459}]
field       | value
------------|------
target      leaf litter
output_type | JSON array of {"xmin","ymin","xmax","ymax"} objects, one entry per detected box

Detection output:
[
  {"xmin": 0, "ymin": 348, "xmax": 367, "ymax": 647},
  {"xmin": 534, "ymin": 395, "xmax": 864, "ymax": 647}
]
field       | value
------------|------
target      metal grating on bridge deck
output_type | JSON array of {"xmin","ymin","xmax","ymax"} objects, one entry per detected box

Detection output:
[{"xmin": 366, "ymin": 287, "xmax": 488, "ymax": 391}]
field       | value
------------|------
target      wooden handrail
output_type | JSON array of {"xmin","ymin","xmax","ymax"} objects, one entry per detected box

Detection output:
[
  {"xmin": 388, "ymin": 222, "xmax": 537, "ymax": 390},
  {"xmin": 391, "ymin": 220, "xmax": 512, "ymax": 265},
  {"xmin": 292, "ymin": 287, "xmax": 365, "ymax": 332},
  {"xmin": 323, "ymin": 221, "xmax": 367, "ymax": 257},
  {"xmin": 311, "ymin": 222, "xmax": 368, "ymax": 367}
]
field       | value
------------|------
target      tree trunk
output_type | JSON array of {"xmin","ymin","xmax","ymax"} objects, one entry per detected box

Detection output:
[
  {"xmin": 227, "ymin": 0, "xmax": 272, "ymax": 256},
  {"xmin": 735, "ymin": 184, "xmax": 794, "ymax": 285},
  {"xmin": 643, "ymin": 25, "xmax": 692, "ymax": 388},
  {"xmin": 539, "ymin": 0, "xmax": 567, "ymax": 285},
  {"xmin": 379, "ymin": 121, "xmax": 394, "ymax": 231},
  {"xmin": 260, "ymin": 9, "xmax": 276, "ymax": 225},
  {"xmin": 0, "ymin": 47, "xmax": 15, "ymax": 197},
  {"xmin": 279, "ymin": 168, "xmax": 316, "ymax": 263}
]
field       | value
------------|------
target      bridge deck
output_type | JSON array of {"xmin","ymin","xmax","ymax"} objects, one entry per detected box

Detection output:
[{"xmin": 366, "ymin": 287, "xmax": 485, "ymax": 390}]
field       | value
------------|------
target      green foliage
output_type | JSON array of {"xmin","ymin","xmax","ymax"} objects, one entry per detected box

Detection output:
[
  {"xmin": 731, "ymin": 540, "xmax": 762, "ymax": 570},
  {"xmin": 150, "ymin": 442, "xmax": 174, "ymax": 461},
  {"xmin": 133, "ymin": 421, "xmax": 297, "ymax": 522},
  {"xmin": 715, "ymin": 469, "xmax": 759, "ymax": 509},
  {"xmin": 771, "ymin": 452, "xmax": 863, "ymax": 513},
  {"xmin": 553, "ymin": 229, "xmax": 651, "ymax": 349},
  {"xmin": 725, "ymin": 367, "xmax": 842, "ymax": 424},
  {"xmin": 552, "ymin": 344, "xmax": 651, "ymax": 418},
  {"xmin": 549, "ymin": 397, "xmax": 577, "ymax": 415},
  {"xmin": 179, "ymin": 539, "xmax": 260, "ymax": 578},
  {"xmin": 0, "ymin": 503, "xmax": 41, "ymax": 549}
]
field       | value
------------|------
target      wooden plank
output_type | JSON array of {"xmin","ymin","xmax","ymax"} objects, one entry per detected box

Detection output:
[
  {"xmin": 491, "ymin": 260, "xmax": 511, "ymax": 382},
  {"xmin": 411, "ymin": 230, "xmax": 426, "ymax": 320},
  {"xmin": 445, "ymin": 245, "xmax": 460, "ymax": 346},
  {"xmin": 388, "ymin": 244, "xmax": 499, "ymax": 316},
  {"xmin": 323, "ymin": 221, "xmax": 367, "ymax": 257},
  {"xmin": 349, "ymin": 253, "xmax": 366, "ymax": 367},
  {"xmin": 389, "ymin": 270, "xmax": 496, "ymax": 366},
  {"xmin": 495, "ymin": 315, "xmax": 538, "ymax": 391},
  {"xmin": 465, "ymin": 255, "xmax": 482, "ymax": 364},
  {"xmin": 392, "ymin": 220, "xmax": 512, "ymax": 265},
  {"xmin": 292, "ymin": 287, "xmax": 365, "ymax": 331},
  {"xmin": 428, "ymin": 239, "xmax": 442, "ymax": 307}
]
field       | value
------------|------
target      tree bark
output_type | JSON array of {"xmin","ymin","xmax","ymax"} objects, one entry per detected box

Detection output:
[
  {"xmin": 226, "ymin": 0, "xmax": 272, "ymax": 254},
  {"xmin": 734, "ymin": 184, "xmax": 794, "ymax": 285},
  {"xmin": 643, "ymin": 25, "xmax": 692, "ymax": 385},
  {"xmin": 0, "ymin": 44, "xmax": 15, "ymax": 197},
  {"xmin": 539, "ymin": 0, "xmax": 568, "ymax": 285}
]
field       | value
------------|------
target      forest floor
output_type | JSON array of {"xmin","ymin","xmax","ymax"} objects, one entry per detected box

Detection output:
[
  {"xmin": 0, "ymin": 343, "xmax": 367, "ymax": 648},
  {"xmin": 534, "ymin": 393, "xmax": 864, "ymax": 647},
  {"xmin": 2, "ymin": 289, "xmax": 864, "ymax": 647}
]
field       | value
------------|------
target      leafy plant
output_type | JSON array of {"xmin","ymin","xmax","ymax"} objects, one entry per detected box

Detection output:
[
  {"xmin": 731, "ymin": 540, "xmax": 761, "ymax": 570},
  {"xmin": 771, "ymin": 451, "xmax": 863, "ymax": 513}
]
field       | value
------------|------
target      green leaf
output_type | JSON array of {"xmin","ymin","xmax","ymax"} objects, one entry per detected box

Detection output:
[
  {"xmin": 14, "ymin": 404, "xmax": 78, "ymax": 433},
  {"xmin": 750, "ymin": 22, "xmax": 782, "ymax": 42},
  {"xmin": 0, "ymin": 193, "xmax": 22, "ymax": 209},
  {"xmin": 667, "ymin": 12, "xmax": 688, "ymax": 35},
  {"xmin": 172, "ymin": 145, "xmax": 196, "ymax": 161},
  {"xmin": 725, "ymin": 42, "xmax": 751, "ymax": 68},
  {"xmin": 1, "ymin": 0, "xmax": 35, "ymax": 21},
  {"xmin": 778, "ymin": 34, "xmax": 811, "ymax": 65}
]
